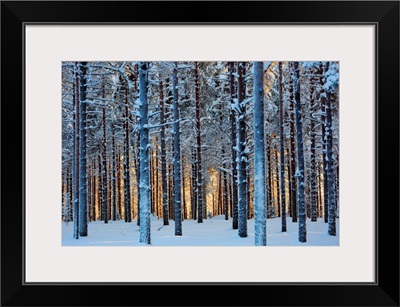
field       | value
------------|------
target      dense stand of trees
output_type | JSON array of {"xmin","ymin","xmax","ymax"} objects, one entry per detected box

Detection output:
[{"xmin": 62, "ymin": 61, "xmax": 339, "ymax": 245}]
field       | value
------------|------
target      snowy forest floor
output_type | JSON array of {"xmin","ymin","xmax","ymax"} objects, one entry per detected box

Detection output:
[{"xmin": 62, "ymin": 215, "xmax": 339, "ymax": 246}]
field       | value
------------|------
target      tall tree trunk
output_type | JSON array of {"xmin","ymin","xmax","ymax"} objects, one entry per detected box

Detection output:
[
  {"xmin": 275, "ymin": 148, "xmax": 281, "ymax": 217},
  {"xmin": 68, "ymin": 167, "xmax": 73, "ymax": 222},
  {"xmin": 108, "ymin": 163, "xmax": 112, "ymax": 221},
  {"xmin": 182, "ymin": 155, "xmax": 187, "ymax": 220},
  {"xmin": 112, "ymin": 128, "xmax": 117, "ymax": 221},
  {"xmin": 266, "ymin": 138, "xmax": 273, "ymax": 218},
  {"xmin": 310, "ymin": 76, "xmax": 318, "ymax": 222},
  {"xmin": 321, "ymin": 62, "xmax": 337, "ymax": 236},
  {"xmin": 289, "ymin": 62, "xmax": 298, "ymax": 223},
  {"xmin": 246, "ymin": 158, "xmax": 252, "ymax": 220},
  {"xmin": 117, "ymin": 147, "xmax": 122, "ymax": 219},
  {"xmin": 228, "ymin": 62, "xmax": 239, "ymax": 229},
  {"xmin": 253, "ymin": 62, "xmax": 266, "ymax": 246},
  {"xmin": 139, "ymin": 62, "xmax": 151, "ymax": 244},
  {"xmin": 293, "ymin": 62, "xmax": 307, "ymax": 243},
  {"xmin": 73, "ymin": 63, "xmax": 80, "ymax": 239},
  {"xmin": 218, "ymin": 172, "xmax": 223, "ymax": 215},
  {"xmin": 135, "ymin": 133, "xmax": 140, "ymax": 224},
  {"xmin": 101, "ymin": 80, "xmax": 108, "ymax": 224},
  {"xmin": 195, "ymin": 62, "xmax": 204, "ymax": 223},
  {"xmin": 191, "ymin": 148, "xmax": 197, "ymax": 220},
  {"xmin": 286, "ymin": 148, "xmax": 292, "ymax": 217},
  {"xmin": 150, "ymin": 147, "xmax": 154, "ymax": 214},
  {"xmin": 93, "ymin": 160, "xmax": 97, "ymax": 221},
  {"xmin": 78, "ymin": 62, "xmax": 88, "ymax": 236},
  {"xmin": 86, "ymin": 164, "xmax": 91, "ymax": 222},
  {"xmin": 237, "ymin": 62, "xmax": 248, "ymax": 238},
  {"xmin": 279, "ymin": 62, "xmax": 287, "ymax": 232},
  {"xmin": 124, "ymin": 84, "xmax": 132, "ymax": 223},
  {"xmin": 223, "ymin": 165, "xmax": 229, "ymax": 220},
  {"xmin": 159, "ymin": 81, "xmax": 169, "ymax": 225},
  {"xmin": 98, "ymin": 153, "xmax": 102, "ymax": 220},
  {"xmin": 168, "ymin": 161, "xmax": 174, "ymax": 220},
  {"xmin": 173, "ymin": 62, "xmax": 183, "ymax": 235}
]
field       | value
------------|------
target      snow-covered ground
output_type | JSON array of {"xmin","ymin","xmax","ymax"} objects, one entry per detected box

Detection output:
[{"xmin": 62, "ymin": 215, "xmax": 339, "ymax": 246}]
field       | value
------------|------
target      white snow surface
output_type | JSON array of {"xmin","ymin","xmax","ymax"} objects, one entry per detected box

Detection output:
[{"xmin": 63, "ymin": 215, "xmax": 339, "ymax": 246}]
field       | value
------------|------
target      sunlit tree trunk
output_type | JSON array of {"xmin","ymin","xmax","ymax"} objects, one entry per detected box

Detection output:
[
  {"xmin": 97, "ymin": 153, "xmax": 102, "ymax": 220},
  {"xmin": 266, "ymin": 138, "xmax": 273, "ymax": 218}
]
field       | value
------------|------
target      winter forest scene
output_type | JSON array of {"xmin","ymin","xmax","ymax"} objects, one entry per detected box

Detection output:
[{"xmin": 62, "ymin": 61, "xmax": 339, "ymax": 246}]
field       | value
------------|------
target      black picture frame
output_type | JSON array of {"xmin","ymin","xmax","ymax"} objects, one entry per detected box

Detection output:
[{"xmin": 1, "ymin": 1, "xmax": 399, "ymax": 306}]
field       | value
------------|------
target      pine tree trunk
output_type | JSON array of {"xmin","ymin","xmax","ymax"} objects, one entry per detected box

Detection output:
[
  {"xmin": 124, "ymin": 84, "xmax": 132, "ymax": 223},
  {"xmin": 135, "ymin": 133, "xmax": 140, "ymax": 224},
  {"xmin": 321, "ymin": 63, "xmax": 337, "ymax": 236},
  {"xmin": 310, "ymin": 76, "xmax": 318, "ymax": 222},
  {"xmin": 286, "ymin": 148, "xmax": 292, "ymax": 218},
  {"xmin": 191, "ymin": 148, "xmax": 197, "ymax": 220},
  {"xmin": 101, "ymin": 80, "xmax": 108, "ymax": 224},
  {"xmin": 168, "ymin": 162, "xmax": 174, "ymax": 220},
  {"xmin": 172, "ymin": 62, "xmax": 183, "ymax": 235},
  {"xmin": 182, "ymin": 155, "xmax": 187, "ymax": 220},
  {"xmin": 92, "ymin": 160, "xmax": 97, "ymax": 221},
  {"xmin": 78, "ymin": 62, "xmax": 88, "ymax": 236},
  {"xmin": 67, "ymin": 167, "xmax": 73, "ymax": 223},
  {"xmin": 138, "ymin": 62, "xmax": 151, "ymax": 244},
  {"xmin": 289, "ymin": 62, "xmax": 298, "ymax": 223},
  {"xmin": 293, "ymin": 62, "xmax": 307, "ymax": 243},
  {"xmin": 194, "ymin": 62, "xmax": 204, "ymax": 223},
  {"xmin": 98, "ymin": 153, "xmax": 102, "ymax": 220},
  {"xmin": 159, "ymin": 81, "xmax": 169, "ymax": 225},
  {"xmin": 116, "ymin": 147, "xmax": 122, "ymax": 219},
  {"xmin": 275, "ymin": 148, "xmax": 281, "ymax": 217},
  {"xmin": 73, "ymin": 63, "xmax": 80, "ymax": 239},
  {"xmin": 266, "ymin": 138, "xmax": 272, "ymax": 218},
  {"xmin": 253, "ymin": 62, "xmax": 266, "ymax": 245},
  {"xmin": 237, "ymin": 62, "xmax": 248, "ymax": 238},
  {"xmin": 218, "ymin": 171, "xmax": 222, "ymax": 215},
  {"xmin": 228, "ymin": 62, "xmax": 239, "ymax": 229},
  {"xmin": 150, "ymin": 147, "xmax": 154, "ymax": 214},
  {"xmin": 112, "ymin": 128, "xmax": 117, "ymax": 221},
  {"xmin": 223, "ymin": 167, "xmax": 229, "ymax": 220},
  {"xmin": 279, "ymin": 62, "xmax": 287, "ymax": 232}
]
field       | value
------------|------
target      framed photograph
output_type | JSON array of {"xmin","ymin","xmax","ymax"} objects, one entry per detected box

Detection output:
[{"xmin": 1, "ymin": 1, "xmax": 398, "ymax": 306}]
